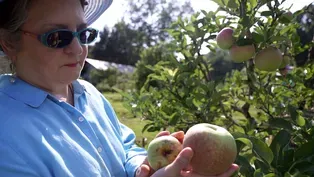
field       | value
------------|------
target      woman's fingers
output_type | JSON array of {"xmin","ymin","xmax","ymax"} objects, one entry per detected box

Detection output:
[
  {"xmin": 155, "ymin": 131, "xmax": 170, "ymax": 138},
  {"xmin": 170, "ymin": 131, "xmax": 185, "ymax": 144},
  {"xmin": 155, "ymin": 131, "xmax": 185, "ymax": 144}
]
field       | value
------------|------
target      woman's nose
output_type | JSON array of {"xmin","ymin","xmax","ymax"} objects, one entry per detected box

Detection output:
[{"xmin": 64, "ymin": 37, "xmax": 83, "ymax": 55}]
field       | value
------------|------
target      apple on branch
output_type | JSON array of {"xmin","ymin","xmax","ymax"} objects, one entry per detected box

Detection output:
[
  {"xmin": 229, "ymin": 44, "xmax": 256, "ymax": 63},
  {"xmin": 254, "ymin": 47, "xmax": 283, "ymax": 71},
  {"xmin": 216, "ymin": 27, "xmax": 235, "ymax": 50}
]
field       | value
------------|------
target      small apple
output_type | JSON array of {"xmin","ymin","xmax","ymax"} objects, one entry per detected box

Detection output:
[
  {"xmin": 279, "ymin": 55, "xmax": 291, "ymax": 69},
  {"xmin": 216, "ymin": 27, "xmax": 235, "ymax": 50},
  {"xmin": 182, "ymin": 123, "xmax": 237, "ymax": 176},
  {"xmin": 229, "ymin": 44, "xmax": 255, "ymax": 63},
  {"xmin": 254, "ymin": 47, "xmax": 283, "ymax": 71},
  {"xmin": 147, "ymin": 135, "xmax": 182, "ymax": 171}
]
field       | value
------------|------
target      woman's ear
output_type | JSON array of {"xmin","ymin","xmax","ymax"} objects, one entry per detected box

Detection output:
[{"xmin": 0, "ymin": 40, "xmax": 18, "ymax": 56}]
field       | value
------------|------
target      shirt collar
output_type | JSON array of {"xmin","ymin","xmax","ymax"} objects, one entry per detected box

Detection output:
[{"xmin": 0, "ymin": 74, "xmax": 88, "ymax": 108}]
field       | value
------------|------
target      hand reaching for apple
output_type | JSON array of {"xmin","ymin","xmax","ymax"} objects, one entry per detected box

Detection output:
[{"xmin": 135, "ymin": 130, "xmax": 239, "ymax": 177}]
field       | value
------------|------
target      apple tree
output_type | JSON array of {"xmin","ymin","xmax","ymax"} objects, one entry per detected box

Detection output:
[{"xmin": 120, "ymin": 0, "xmax": 314, "ymax": 176}]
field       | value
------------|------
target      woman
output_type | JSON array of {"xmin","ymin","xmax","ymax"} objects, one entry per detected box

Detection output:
[{"xmin": 0, "ymin": 0, "xmax": 239, "ymax": 177}]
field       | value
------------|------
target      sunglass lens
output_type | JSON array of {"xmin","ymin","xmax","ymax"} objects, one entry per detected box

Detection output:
[
  {"xmin": 79, "ymin": 29, "xmax": 98, "ymax": 44},
  {"xmin": 46, "ymin": 31, "xmax": 73, "ymax": 48}
]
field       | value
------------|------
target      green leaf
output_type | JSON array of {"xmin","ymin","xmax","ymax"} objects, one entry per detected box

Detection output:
[
  {"xmin": 284, "ymin": 172, "xmax": 292, "ymax": 177},
  {"xmin": 168, "ymin": 112, "xmax": 179, "ymax": 126},
  {"xmin": 251, "ymin": 137, "xmax": 274, "ymax": 165},
  {"xmin": 259, "ymin": 0, "xmax": 272, "ymax": 7},
  {"xmin": 147, "ymin": 126, "xmax": 159, "ymax": 132},
  {"xmin": 248, "ymin": 0, "xmax": 257, "ymax": 9},
  {"xmin": 254, "ymin": 169, "xmax": 263, "ymax": 177},
  {"xmin": 236, "ymin": 138, "xmax": 253, "ymax": 149},
  {"xmin": 289, "ymin": 161, "xmax": 314, "ymax": 175},
  {"xmin": 235, "ymin": 155, "xmax": 255, "ymax": 176},
  {"xmin": 288, "ymin": 105, "xmax": 298, "ymax": 121},
  {"xmin": 264, "ymin": 173, "xmax": 277, "ymax": 177},
  {"xmin": 236, "ymin": 38, "xmax": 254, "ymax": 46},
  {"xmin": 254, "ymin": 159, "xmax": 270, "ymax": 173},
  {"xmin": 268, "ymin": 118, "xmax": 293, "ymax": 130},
  {"xmin": 296, "ymin": 114, "xmax": 305, "ymax": 126},
  {"xmin": 142, "ymin": 122, "xmax": 155, "ymax": 133},
  {"xmin": 227, "ymin": 0, "xmax": 239, "ymax": 9},
  {"xmin": 242, "ymin": 15, "xmax": 251, "ymax": 27},
  {"xmin": 185, "ymin": 25, "xmax": 195, "ymax": 33},
  {"xmin": 201, "ymin": 10, "xmax": 207, "ymax": 16},
  {"xmin": 269, "ymin": 130, "xmax": 291, "ymax": 168},
  {"xmin": 294, "ymin": 140, "xmax": 314, "ymax": 160},
  {"xmin": 260, "ymin": 11, "xmax": 273, "ymax": 16},
  {"xmin": 252, "ymin": 32, "xmax": 264, "ymax": 43}
]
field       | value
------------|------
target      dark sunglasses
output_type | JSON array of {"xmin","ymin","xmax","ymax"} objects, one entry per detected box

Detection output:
[{"xmin": 20, "ymin": 28, "xmax": 99, "ymax": 48}]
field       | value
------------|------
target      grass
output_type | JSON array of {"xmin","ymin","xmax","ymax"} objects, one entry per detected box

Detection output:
[{"xmin": 103, "ymin": 92, "xmax": 156, "ymax": 148}]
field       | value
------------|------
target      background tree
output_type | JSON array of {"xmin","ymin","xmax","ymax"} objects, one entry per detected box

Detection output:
[
  {"xmin": 89, "ymin": 21, "xmax": 144, "ymax": 65},
  {"xmin": 126, "ymin": 0, "xmax": 194, "ymax": 46},
  {"xmin": 89, "ymin": 0, "xmax": 194, "ymax": 66}
]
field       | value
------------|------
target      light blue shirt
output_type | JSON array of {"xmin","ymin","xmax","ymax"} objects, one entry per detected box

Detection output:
[{"xmin": 0, "ymin": 74, "xmax": 147, "ymax": 177}]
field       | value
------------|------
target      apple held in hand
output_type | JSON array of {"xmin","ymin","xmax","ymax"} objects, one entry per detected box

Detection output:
[
  {"xmin": 216, "ymin": 27, "xmax": 235, "ymax": 50},
  {"xmin": 182, "ymin": 123, "xmax": 237, "ymax": 176},
  {"xmin": 254, "ymin": 47, "xmax": 283, "ymax": 71},
  {"xmin": 147, "ymin": 135, "xmax": 182, "ymax": 171},
  {"xmin": 229, "ymin": 44, "xmax": 255, "ymax": 63}
]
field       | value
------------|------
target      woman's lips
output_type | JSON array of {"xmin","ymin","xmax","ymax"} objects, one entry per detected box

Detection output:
[{"xmin": 64, "ymin": 63, "xmax": 78, "ymax": 67}]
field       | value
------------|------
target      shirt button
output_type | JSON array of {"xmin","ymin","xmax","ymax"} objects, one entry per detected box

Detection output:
[
  {"xmin": 97, "ymin": 147, "xmax": 103, "ymax": 153},
  {"xmin": 78, "ymin": 117, "xmax": 84, "ymax": 122},
  {"xmin": 10, "ymin": 77, "xmax": 16, "ymax": 83}
]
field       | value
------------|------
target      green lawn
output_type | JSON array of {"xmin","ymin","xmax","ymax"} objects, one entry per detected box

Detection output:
[{"xmin": 103, "ymin": 92, "xmax": 156, "ymax": 148}]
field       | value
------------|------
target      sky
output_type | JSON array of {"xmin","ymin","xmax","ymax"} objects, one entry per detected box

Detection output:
[{"xmin": 90, "ymin": 0, "xmax": 314, "ymax": 31}]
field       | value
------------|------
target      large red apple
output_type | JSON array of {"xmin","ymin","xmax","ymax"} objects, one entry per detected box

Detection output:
[
  {"xmin": 182, "ymin": 123, "xmax": 237, "ymax": 175},
  {"xmin": 216, "ymin": 27, "xmax": 235, "ymax": 50},
  {"xmin": 254, "ymin": 47, "xmax": 283, "ymax": 71},
  {"xmin": 229, "ymin": 44, "xmax": 255, "ymax": 63},
  {"xmin": 147, "ymin": 135, "xmax": 182, "ymax": 170}
]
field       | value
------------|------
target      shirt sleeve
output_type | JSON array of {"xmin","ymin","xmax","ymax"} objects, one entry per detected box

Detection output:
[
  {"xmin": 101, "ymin": 95, "xmax": 148, "ymax": 177},
  {"xmin": 0, "ymin": 140, "xmax": 39, "ymax": 177},
  {"xmin": 120, "ymin": 123, "xmax": 147, "ymax": 177},
  {"xmin": 82, "ymin": 80, "xmax": 148, "ymax": 177}
]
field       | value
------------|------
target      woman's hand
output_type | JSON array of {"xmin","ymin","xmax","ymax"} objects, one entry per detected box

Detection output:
[{"xmin": 135, "ymin": 131, "xmax": 239, "ymax": 177}]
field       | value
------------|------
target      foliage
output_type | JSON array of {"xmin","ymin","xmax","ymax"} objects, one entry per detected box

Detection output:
[
  {"xmin": 134, "ymin": 43, "xmax": 176, "ymax": 91},
  {"xmin": 119, "ymin": 0, "xmax": 314, "ymax": 176},
  {"xmin": 103, "ymin": 92, "xmax": 156, "ymax": 148},
  {"xmin": 89, "ymin": 0, "xmax": 195, "ymax": 66},
  {"xmin": 89, "ymin": 21, "xmax": 144, "ymax": 66},
  {"xmin": 89, "ymin": 68, "xmax": 135, "ymax": 93},
  {"xmin": 206, "ymin": 49, "xmax": 245, "ymax": 81},
  {"xmin": 126, "ymin": 0, "xmax": 194, "ymax": 47}
]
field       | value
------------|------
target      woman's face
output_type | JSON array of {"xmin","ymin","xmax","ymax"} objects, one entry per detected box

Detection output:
[{"xmin": 16, "ymin": 0, "xmax": 88, "ymax": 86}]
